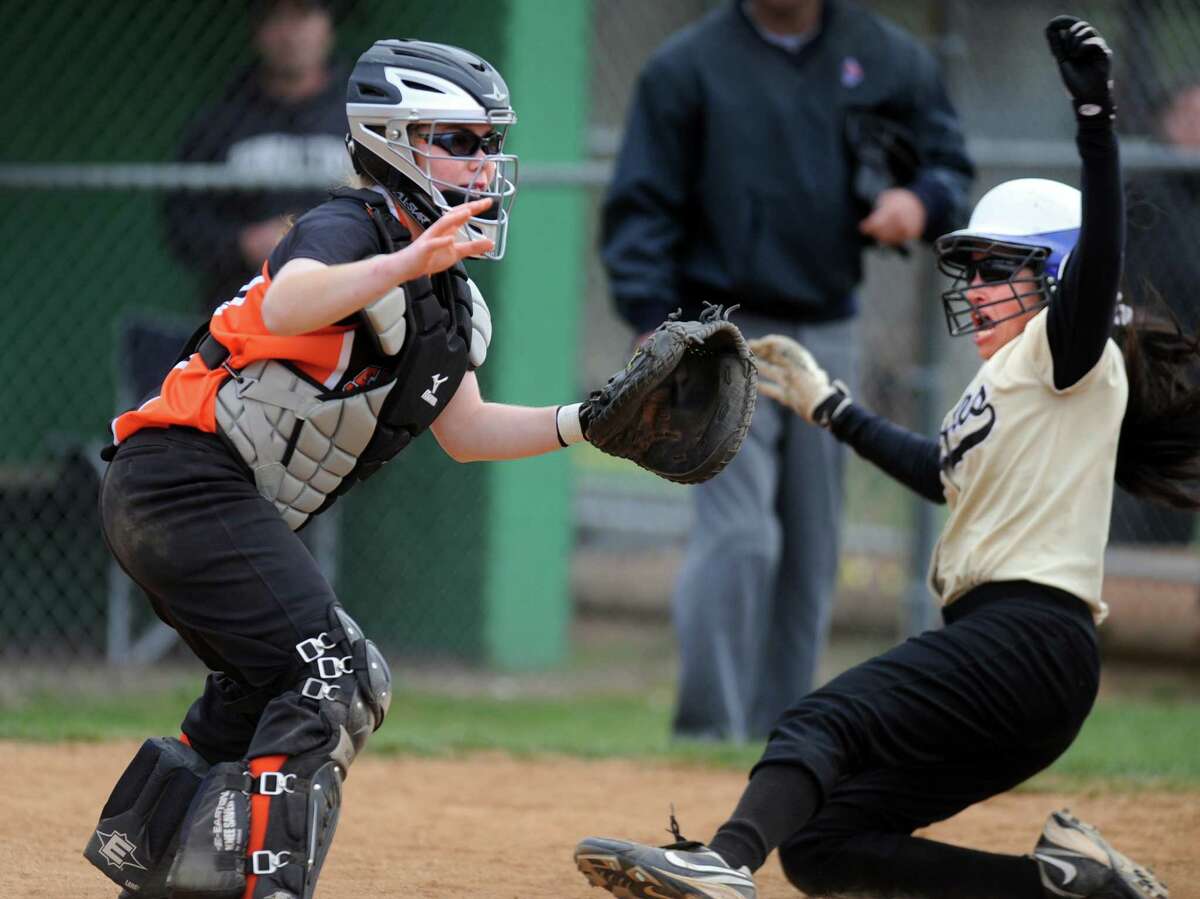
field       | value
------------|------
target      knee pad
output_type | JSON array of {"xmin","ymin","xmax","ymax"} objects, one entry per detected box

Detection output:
[
  {"xmin": 83, "ymin": 736, "xmax": 210, "ymax": 897},
  {"xmin": 167, "ymin": 604, "xmax": 391, "ymax": 899},
  {"xmin": 291, "ymin": 602, "xmax": 393, "ymax": 768}
]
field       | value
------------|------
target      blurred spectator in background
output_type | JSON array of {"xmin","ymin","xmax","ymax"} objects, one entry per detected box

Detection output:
[
  {"xmin": 1125, "ymin": 80, "xmax": 1200, "ymax": 333},
  {"xmin": 164, "ymin": 0, "xmax": 349, "ymax": 314},
  {"xmin": 1110, "ymin": 78, "xmax": 1200, "ymax": 546},
  {"xmin": 602, "ymin": 0, "xmax": 973, "ymax": 743}
]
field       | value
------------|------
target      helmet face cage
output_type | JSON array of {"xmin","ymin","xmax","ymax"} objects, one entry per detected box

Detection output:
[
  {"xmin": 405, "ymin": 119, "xmax": 518, "ymax": 258},
  {"xmin": 348, "ymin": 110, "xmax": 517, "ymax": 260},
  {"xmin": 936, "ymin": 236, "xmax": 1054, "ymax": 337}
]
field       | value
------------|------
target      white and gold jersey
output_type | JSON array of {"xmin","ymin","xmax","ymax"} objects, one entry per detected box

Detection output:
[{"xmin": 930, "ymin": 308, "xmax": 1128, "ymax": 621}]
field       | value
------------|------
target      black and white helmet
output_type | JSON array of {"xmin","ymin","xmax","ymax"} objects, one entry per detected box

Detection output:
[{"xmin": 346, "ymin": 39, "xmax": 517, "ymax": 259}]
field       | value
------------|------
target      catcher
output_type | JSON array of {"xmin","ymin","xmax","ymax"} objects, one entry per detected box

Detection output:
[
  {"xmin": 84, "ymin": 39, "xmax": 754, "ymax": 899},
  {"xmin": 576, "ymin": 16, "xmax": 1200, "ymax": 899}
]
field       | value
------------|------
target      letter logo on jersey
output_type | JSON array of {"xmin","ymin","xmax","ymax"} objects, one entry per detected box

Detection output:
[
  {"xmin": 421, "ymin": 373, "xmax": 450, "ymax": 407},
  {"xmin": 939, "ymin": 383, "xmax": 996, "ymax": 471},
  {"xmin": 94, "ymin": 830, "xmax": 148, "ymax": 872},
  {"xmin": 344, "ymin": 366, "xmax": 383, "ymax": 393}
]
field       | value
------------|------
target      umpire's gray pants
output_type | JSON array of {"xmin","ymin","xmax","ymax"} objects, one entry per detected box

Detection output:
[{"xmin": 672, "ymin": 313, "xmax": 856, "ymax": 743}]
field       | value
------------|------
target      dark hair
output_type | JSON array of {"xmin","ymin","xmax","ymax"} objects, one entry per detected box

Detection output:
[
  {"xmin": 251, "ymin": 0, "xmax": 336, "ymax": 26},
  {"xmin": 1114, "ymin": 292, "xmax": 1200, "ymax": 508}
]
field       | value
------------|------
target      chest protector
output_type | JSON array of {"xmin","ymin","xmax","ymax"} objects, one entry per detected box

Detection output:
[{"xmin": 212, "ymin": 188, "xmax": 473, "ymax": 530}]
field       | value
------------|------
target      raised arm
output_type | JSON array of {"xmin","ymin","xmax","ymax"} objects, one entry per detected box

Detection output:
[{"xmin": 1043, "ymin": 17, "xmax": 1124, "ymax": 389}]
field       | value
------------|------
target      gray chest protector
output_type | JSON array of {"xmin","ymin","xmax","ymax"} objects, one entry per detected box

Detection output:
[{"xmin": 210, "ymin": 190, "xmax": 473, "ymax": 530}]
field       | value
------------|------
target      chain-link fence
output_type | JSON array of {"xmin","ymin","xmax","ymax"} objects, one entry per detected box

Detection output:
[
  {"xmin": 0, "ymin": 1, "xmax": 509, "ymax": 663},
  {"xmin": 2, "ymin": 0, "xmax": 1197, "ymax": 665}
]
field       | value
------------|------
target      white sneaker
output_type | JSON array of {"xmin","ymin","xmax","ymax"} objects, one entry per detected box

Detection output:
[
  {"xmin": 1033, "ymin": 810, "xmax": 1168, "ymax": 899},
  {"xmin": 575, "ymin": 837, "xmax": 756, "ymax": 899}
]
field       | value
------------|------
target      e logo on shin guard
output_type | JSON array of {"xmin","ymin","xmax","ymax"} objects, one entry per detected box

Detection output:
[
  {"xmin": 84, "ymin": 737, "xmax": 211, "ymax": 894},
  {"xmin": 94, "ymin": 829, "xmax": 148, "ymax": 872}
]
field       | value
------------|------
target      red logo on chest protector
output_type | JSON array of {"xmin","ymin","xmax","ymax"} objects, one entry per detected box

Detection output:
[{"xmin": 343, "ymin": 366, "xmax": 383, "ymax": 393}]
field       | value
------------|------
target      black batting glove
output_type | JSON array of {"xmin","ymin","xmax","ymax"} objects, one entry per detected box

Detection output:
[{"xmin": 1045, "ymin": 15, "xmax": 1115, "ymax": 124}]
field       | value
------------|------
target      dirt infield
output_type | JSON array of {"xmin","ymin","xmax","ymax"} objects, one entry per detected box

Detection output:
[{"xmin": 6, "ymin": 739, "xmax": 1196, "ymax": 898}]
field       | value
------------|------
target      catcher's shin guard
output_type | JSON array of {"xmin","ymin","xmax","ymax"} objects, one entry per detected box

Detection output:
[
  {"xmin": 167, "ymin": 604, "xmax": 392, "ymax": 899},
  {"xmin": 83, "ymin": 736, "xmax": 211, "ymax": 897}
]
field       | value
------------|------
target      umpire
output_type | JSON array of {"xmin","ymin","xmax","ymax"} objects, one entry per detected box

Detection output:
[{"xmin": 602, "ymin": 0, "xmax": 974, "ymax": 741}]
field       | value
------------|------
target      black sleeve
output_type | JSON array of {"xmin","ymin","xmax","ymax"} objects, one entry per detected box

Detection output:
[
  {"xmin": 161, "ymin": 110, "xmax": 245, "ymax": 278},
  {"xmin": 901, "ymin": 43, "xmax": 975, "ymax": 241},
  {"xmin": 829, "ymin": 403, "xmax": 946, "ymax": 504},
  {"xmin": 1046, "ymin": 121, "xmax": 1124, "ymax": 389},
  {"xmin": 600, "ymin": 50, "xmax": 701, "ymax": 334},
  {"xmin": 266, "ymin": 200, "xmax": 382, "ymax": 275}
]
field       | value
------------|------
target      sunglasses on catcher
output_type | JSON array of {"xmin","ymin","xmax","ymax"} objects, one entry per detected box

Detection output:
[{"xmin": 416, "ymin": 129, "xmax": 505, "ymax": 157}]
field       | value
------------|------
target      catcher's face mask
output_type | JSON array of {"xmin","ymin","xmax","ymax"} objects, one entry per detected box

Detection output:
[
  {"xmin": 937, "ymin": 238, "xmax": 1051, "ymax": 339},
  {"xmin": 406, "ymin": 121, "xmax": 518, "ymax": 257},
  {"xmin": 346, "ymin": 39, "xmax": 519, "ymax": 259}
]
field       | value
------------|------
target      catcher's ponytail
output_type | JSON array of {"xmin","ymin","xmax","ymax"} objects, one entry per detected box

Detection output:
[{"xmin": 1114, "ymin": 293, "xmax": 1200, "ymax": 508}]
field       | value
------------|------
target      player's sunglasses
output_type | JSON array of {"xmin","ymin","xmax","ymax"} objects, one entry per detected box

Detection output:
[
  {"xmin": 421, "ymin": 129, "xmax": 505, "ymax": 157},
  {"xmin": 963, "ymin": 257, "xmax": 1025, "ymax": 284}
]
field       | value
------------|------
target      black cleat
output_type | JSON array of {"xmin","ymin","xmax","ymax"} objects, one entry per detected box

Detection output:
[{"xmin": 575, "ymin": 836, "xmax": 756, "ymax": 898}]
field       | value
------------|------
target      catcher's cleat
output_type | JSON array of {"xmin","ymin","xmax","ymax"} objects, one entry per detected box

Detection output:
[
  {"xmin": 1033, "ymin": 810, "xmax": 1169, "ymax": 899},
  {"xmin": 575, "ymin": 837, "xmax": 756, "ymax": 899}
]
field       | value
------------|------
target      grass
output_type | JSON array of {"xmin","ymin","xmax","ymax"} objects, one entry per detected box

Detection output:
[
  {"xmin": 2, "ymin": 676, "xmax": 1198, "ymax": 789},
  {"xmin": 1028, "ymin": 698, "xmax": 1200, "ymax": 790}
]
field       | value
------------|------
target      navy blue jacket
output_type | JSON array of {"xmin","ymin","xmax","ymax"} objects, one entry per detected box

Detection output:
[{"xmin": 603, "ymin": 0, "xmax": 974, "ymax": 331}]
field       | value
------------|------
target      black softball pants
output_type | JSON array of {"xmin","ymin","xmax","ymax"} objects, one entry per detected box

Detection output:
[
  {"xmin": 713, "ymin": 582, "xmax": 1100, "ymax": 898},
  {"xmin": 99, "ymin": 426, "xmax": 339, "ymax": 763}
]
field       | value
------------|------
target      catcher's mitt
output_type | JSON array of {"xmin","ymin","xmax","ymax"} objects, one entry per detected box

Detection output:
[{"xmin": 583, "ymin": 304, "xmax": 757, "ymax": 484}]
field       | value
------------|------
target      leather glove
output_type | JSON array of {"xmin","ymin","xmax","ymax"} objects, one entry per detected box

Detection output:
[
  {"xmin": 582, "ymin": 305, "xmax": 757, "ymax": 484},
  {"xmin": 748, "ymin": 334, "xmax": 851, "ymax": 427},
  {"xmin": 1045, "ymin": 15, "xmax": 1115, "ymax": 123}
]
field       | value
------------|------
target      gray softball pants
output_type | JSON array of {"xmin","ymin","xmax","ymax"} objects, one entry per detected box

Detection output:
[{"xmin": 671, "ymin": 313, "xmax": 857, "ymax": 742}]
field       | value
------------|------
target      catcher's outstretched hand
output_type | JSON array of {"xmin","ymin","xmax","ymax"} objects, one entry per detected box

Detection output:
[
  {"xmin": 1045, "ymin": 15, "xmax": 1114, "ymax": 122},
  {"xmin": 380, "ymin": 198, "xmax": 494, "ymax": 283},
  {"xmin": 749, "ymin": 334, "xmax": 851, "ymax": 427},
  {"xmin": 581, "ymin": 305, "xmax": 757, "ymax": 484}
]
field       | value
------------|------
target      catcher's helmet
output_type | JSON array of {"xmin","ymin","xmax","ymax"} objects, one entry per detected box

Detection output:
[
  {"xmin": 346, "ymin": 39, "xmax": 518, "ymax": 259},
  {"xmin": 935, "ymin": 178, "xmax": 1080, "ymax": 336}
]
